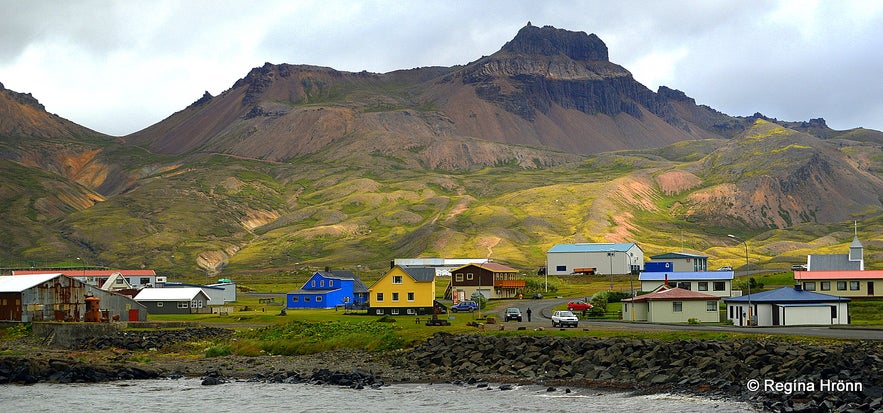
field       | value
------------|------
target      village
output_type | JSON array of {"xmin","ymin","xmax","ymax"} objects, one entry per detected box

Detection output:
[{"xmin": 1, "ymin": 231, "xmax": 879, "ymax": 330}]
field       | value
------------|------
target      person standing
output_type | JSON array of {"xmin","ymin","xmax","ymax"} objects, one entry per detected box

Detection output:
[{"xmin": 526, "ymin": 308, "xmax": 532, "ymax": 322}]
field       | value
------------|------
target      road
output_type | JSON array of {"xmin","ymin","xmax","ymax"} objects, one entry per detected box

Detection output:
[{"xmin": 485, "ymin": 297, "xmax": 883, "ymax": 340}]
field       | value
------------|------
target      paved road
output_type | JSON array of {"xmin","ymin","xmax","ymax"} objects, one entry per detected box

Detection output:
[{"xmin": 488, "ymin": 297, "xmax": 883, "ymax": 340}]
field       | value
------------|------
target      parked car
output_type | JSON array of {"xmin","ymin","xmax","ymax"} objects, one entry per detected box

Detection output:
[
  {"xmin": 717, "ymin": 266, "xmax": 733, "ymax": 271},
  {"xmin": 567, "ymin": 300, "xmax": 593, "ymax": 312},
  {"xmin": 504, "ymin": 307, "xmax": 523, "ymax": 322},
  {"xmin": 791, "ymin": 264, "xmax": 807, "ymax": 271},
  {"xmin": 551, "ymin": 310, "xmax": 579, "ymax": 328},
  {"xmin": 450, "ymin": 300, "xmax": 478, "ymax": 312},
  {"xmin": 531, "ymin": 293, "xmax": 543, "ymax": 299}
]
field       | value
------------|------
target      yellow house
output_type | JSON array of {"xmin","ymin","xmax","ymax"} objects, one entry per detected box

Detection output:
[{"xmin": 368, "ymin": 266, "xmax": 436, "ymax": 316}]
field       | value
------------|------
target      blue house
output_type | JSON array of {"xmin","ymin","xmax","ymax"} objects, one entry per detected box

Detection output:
[
  {"xmin": 724, "ymin": 285, "xmax": 851, "ymax": 327},
  {"xmin": 286, "ymin": 269, "xmax": 369, "ymax": 310}
]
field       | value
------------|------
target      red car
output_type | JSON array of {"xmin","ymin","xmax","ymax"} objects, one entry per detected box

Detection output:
[{"xmin": 567, "ymin": 300, "xmax": 593, "ymax": 311}]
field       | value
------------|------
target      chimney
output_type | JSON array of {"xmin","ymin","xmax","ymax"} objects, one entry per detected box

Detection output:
[
  {"xmin": 325, "ymin": 266, "xmax": 330, "ymax": 272},
  {"xmin": 664, "ymin": 273, "xmax": 669, "ymax": 287}
]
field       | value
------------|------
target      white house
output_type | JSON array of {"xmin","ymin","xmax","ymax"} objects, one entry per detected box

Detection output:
[
  {"xmin": 724, "ymin": 285, "xmax": 850, "ymax": 327},
  {"xmin": 639, "ymin": 271, "xmax": 737, "ymax": 298},
  {"xmin": 546, "ymin": 243, "xmax": 644, "ymax": 276},
  {"xmin": 621, "ymin": 286, "xmax": 721, "ymax": 323}
]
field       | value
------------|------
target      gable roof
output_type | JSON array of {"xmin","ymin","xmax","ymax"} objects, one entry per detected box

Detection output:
[
  {"xmin": 452, "ymin": 262, "xmax": 517, "ymax": 273},
  {"xmin": 724, "ymin": 286, "xmax": 850, "ymax": 303},
  {"xmin": 0, "ymin": 273, "xmax": 63, "ymax": 292},
  {"xmin": 306, "ymin": 270, "xmax": 369, "ymax": 293},
  {"xmin": 795, "ymin": 270, "xmax": 883, "ymax": 280},
  {"xmin": 622, "ymin": 287, "xmax": 719, "ymax": 302},
  {"xmin": 548, "ymin": 243, "xmax": 640, "ymax": 253},
  {"xmin": 639, "ymin": 271, "xmax": 733, "ymax": 281},
  {"xmin": 649, "ymin": 252, "xmax": 707, "ymax": 259},
  {"xmin": 399, "ymin": 266, "xmax": 436, "ymax": 282},
  {"xmin": 13, "ymin": 269, "xmax": 157, "ymax": 277},
  {"xmin": 807, "ymin": 254, "xmax": 862, "ymax": 271},
  {"xmin": 134, "ymin": 287, "xmax": 206, "ymax": 301}
]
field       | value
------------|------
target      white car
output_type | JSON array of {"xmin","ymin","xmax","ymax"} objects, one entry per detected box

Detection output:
[{"xmin": 551, "ymin": 310, "xmax": 579, "ymax": 328}]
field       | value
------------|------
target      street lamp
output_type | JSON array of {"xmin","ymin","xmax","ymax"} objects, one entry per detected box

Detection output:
[
  {"xmin": 607, "ymin": 250, "xmax": 615, "ymax": 292},
  {"xmin": 727, "ymin": 234, "xmax": 752, "ymax": 326}
]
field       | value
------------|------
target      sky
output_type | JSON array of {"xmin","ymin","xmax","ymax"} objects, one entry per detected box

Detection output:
[{"xmin": 1, "ymin": 0, "xmax": 881, "ymax": 136}]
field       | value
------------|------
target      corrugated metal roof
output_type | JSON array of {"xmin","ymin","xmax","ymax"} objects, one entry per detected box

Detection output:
[
  {"xmin": 649, "ymin": 252, "xmax": 707, "ymax": 259},
  {"xmin": 547, "ymin": 243, "xmax": 638, "ymax": 253},
  {"xmin": 623, "ymin": 287, "xmax": 719, "ymax": 302},
  {"xmin": 399, "ymin": 266, "xmax": 436, "ymax": 282},
  {"xmin": 13, "ymin": 269, "xmax": 157, "ymax": 276},
  {"xmin": 134, "ymin": 287, "xmax": 205, "ymax": 301},
  {"xmin": 0, "ymin": 273, "xmax": 62, "ymax": 292},
  {"xmin": 807, "ymin": 254, "xmax": 861, "ymax": 271},
  {"xmin": 724, "ymin": 286, "xmax": 850, "ymax": 303},
  {"xmin": 639, "ymin": 271, "xmax": 733, "ymax": 281},
  {"xmin": 795, "ymin": 270, "xmax": 883, "ymax": 280}
]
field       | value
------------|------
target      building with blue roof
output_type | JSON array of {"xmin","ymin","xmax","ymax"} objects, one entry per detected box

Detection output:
[
  {"xmin": 724, "ymin": 285, "xmax": 850, "ymax": 327},
  {"xmin": 639, "ymin": 271, "xmax": 736, "ymax": 298},
  {"xmin": 648, "ymin": 252, "xmax": 709, "ymax": 272},
  {"xmin": 546, "ymin": 243, "xmax": 644, "ymax": 276}
]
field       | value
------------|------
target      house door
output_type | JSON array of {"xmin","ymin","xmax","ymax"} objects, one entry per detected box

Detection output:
[
  {"xmin": 771, "ymin": 305, "xmax": 780, "ymax": 326},
  {"xmin": 868, "ymin": 282, "xmax": 875, "ymax": 296}
]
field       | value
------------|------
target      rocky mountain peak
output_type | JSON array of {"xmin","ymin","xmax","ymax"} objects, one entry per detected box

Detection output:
[{"xmin": 500, "ymin": 23, "xmax": 608, "ymax": 61}]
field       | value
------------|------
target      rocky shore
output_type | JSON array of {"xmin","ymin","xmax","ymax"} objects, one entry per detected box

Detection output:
[
  {"xmin": 403, "ymin": 333, "xmax": 883, "ymax": 412},
  {"xmin": 3, "ymin": 327, "xmax": 883, "ymax": 412}
]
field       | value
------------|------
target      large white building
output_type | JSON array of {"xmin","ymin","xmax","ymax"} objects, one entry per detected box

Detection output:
[{"xmin": 546, "ymin": 243, "xmax": 644, "ymax": 276}]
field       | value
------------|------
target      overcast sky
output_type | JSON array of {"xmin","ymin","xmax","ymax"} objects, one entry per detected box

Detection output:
[{"xmin": 1, "ymin": 0, "xmax": 881, "ymax": 136}]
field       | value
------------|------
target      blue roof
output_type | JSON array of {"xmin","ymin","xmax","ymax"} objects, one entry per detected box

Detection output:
[
  {"xmin": 548, "ymin": 243, "xmax": 638, "ymax": 253},
  {"xmin": 639, "ymin": 271, "xmax": 733, "ymax": 281},
  {"xmin": 724, "ymin": 286, "xmax": 850, "ymax": 303}
]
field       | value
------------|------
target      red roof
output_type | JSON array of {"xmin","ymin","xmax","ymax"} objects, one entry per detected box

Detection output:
[
  {"xmin": 13, "ymin": 269, "xmax": 157, "ymax": 277},
  {"xmin": 795, "ymin": 270, "xmax": 883, "ymax": 280},
  {"xmin": 622, "ymin": 286, "xmax": 719, "ymax": 302},
  {"xmin": 458, "ymin": 262, "xmax": 517, "ymax": 272}
]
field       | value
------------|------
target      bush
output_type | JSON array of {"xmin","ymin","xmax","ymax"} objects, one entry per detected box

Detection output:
[
  {"xmin": 687, "ymin": 318, "xmax": 700, "ymax": 325},
  {"xmin": 204, "ymin": 344, "xmax": 232, "ymax": 358}
]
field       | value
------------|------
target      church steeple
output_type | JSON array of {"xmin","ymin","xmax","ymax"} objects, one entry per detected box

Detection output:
[{"xmin": 849, "ymin": 221, "xmax": 864, "ymax": 270}]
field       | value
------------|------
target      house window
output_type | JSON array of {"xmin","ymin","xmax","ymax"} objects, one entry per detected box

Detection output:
[
  {"xmin": 376, "ymin": 293, "xmax": 384, "ymax": 302},
  {"xmin": 698, "ymin": 282, "xmax": 708, "ymax": 291},
  {"xmin": 157, "ymin": 302, "xmax": 163, "ymax": 308},
  {"xmin": 706, "ymin": 301, "xmax": 717, "ymax": 311},
  {"xmin": 407, "ymin": 292, "xmax": 414, "ymax": 301},
  {"xmin": 393, "ymin": 276, "xmax": 403, "ymax": 284},
  {"xmin": 728, "ymin": 305, "xmax": 733, "ymax": 318},
  {"xmin": 178, "ymin": 302, "xmax": 189, "ymax": 309},
  {"xmin": 676, "ymin": 282, "xmax": 690, "ymax": 290},
  {"xmin": 804, "ymin": 282, "xmax": 816, "ymax": 291},
  {"xmin": 713, "ymin": 282, "xmax": 726, "ymax": 291},
  {"xmin": 407, "ymin": 309, "xmax": 415, "ymax": 315},
  {"xmin": 455, "ymin": 274, "xmax": 464, "ymax": 282},
  {"xmin": 831, "ymin": 306, "xmax": 837, "ymax": 318},
  {"xmin": 466, "ymin": 273, "xmax": 474, "ymax": 280},
  {"xmin": 850, "ymin": 281, "xmax": 860, "ymax": 291},
  {"xmin": 837, "ymin": 281, "xmax": 847, "ymax": 291},
  {"xmin": 292, "ymin": 297, "xmax": 299, "ymax": 302},
  {"xmin": 821, "ymin": 281, "xmax": 831, "ymax": 291},
  {"xmin": 392, "ymin": 292, "xmax": 399, "ymax": 302},
  {"xmin": 556, "ymin": 266, "xmax": 566, "ymax": 272},
  {"xmin": 329, "ymin": 280, "xmax": 333, "ymax": 287},
  {"xmin": 305, "ymin": 297, "xmax": 311, "ymax": 302},
  {"xmin": 375, "ymin": 309, "xmax": 384, "ymax": 315},
  {"xmin": 316, "ymin": 296, "xmax": 322, "ymax": 302},
  {"xmin": 673, "ymin": 301, "xmax": 683, "ymax": 312},
  {"xmin": 140, "ymin": 277, "xmax": 150, "ymax": 285},
  {"xmin": 319, "ymin": 280, "xmax": 324, "ymax": 287},
  {"xmin": 311, "ymin": 280, "xmax": 316, "ymax": 287},
  {"xmin": 392, "ymin": 309, "xmax": 399, "ymax": 315}
]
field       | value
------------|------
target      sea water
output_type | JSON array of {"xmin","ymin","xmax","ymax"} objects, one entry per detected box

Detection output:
[{"xmin": 0, "ymin": 378, "xmax": 757, "ymax": 412}]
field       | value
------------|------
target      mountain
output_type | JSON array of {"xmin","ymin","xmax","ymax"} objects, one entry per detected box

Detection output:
[{"xmin": 2, "ymin": 25, "xmax": 883, "ymax": 278}]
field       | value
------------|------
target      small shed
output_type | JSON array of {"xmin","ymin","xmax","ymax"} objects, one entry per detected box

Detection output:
[
  {"xmin": 647, "ymin": 252, "xmax": 708, "ymax": 272},
  {"xmin": 134, "ymin": 287, "xmax": 211, "ymax": 314}
]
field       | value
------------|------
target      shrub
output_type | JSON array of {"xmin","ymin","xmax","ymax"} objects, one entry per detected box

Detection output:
[
  {"xmin": 687, "ymin": 318, "xmax": 700, "ymax": 325},
  {"xmin": 204, "ymin": 344, "xmax": 232, "ymax": 358}
]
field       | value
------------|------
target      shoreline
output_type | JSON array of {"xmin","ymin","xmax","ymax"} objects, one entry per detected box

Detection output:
[{"xmin": 3, "ymin": 329, "xmax": 883, "ymax": 412}]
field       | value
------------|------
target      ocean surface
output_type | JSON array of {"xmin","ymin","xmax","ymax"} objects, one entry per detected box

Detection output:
[{"xmin": 1, "ymin": 378, "xmax": 757, "ymax": 412}]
